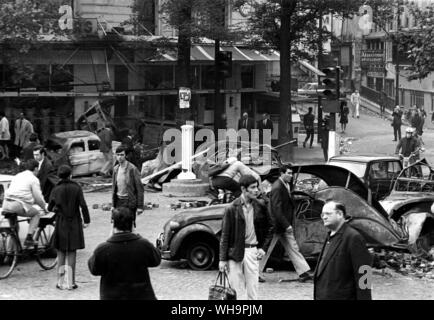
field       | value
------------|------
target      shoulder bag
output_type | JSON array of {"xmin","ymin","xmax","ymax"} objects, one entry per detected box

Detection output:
[{"xmin": 208, "ymin": 270, "xmax": 237, "ymax": 300}]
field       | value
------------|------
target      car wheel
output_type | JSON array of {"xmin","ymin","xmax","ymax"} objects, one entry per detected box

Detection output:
[{"xmin": 186, "ymin": 241, "xmax": 216, "ymax": 271}]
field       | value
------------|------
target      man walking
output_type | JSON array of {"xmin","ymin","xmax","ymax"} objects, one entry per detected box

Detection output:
[
  {"xmin": 303, "ymin": 107, "xmax": 315, "ymax": 148},
  {"xmin": 97, "ymin": 124, "xmax": 114, "ymax": 177},
  {"xmin": 112, "ymin": 145, "xmax": 144, "ymax": 228},
  {"xmin": 350, "ymin": 90, "xmax": 360, "ymax": 118},
  {"xmin": 88, "ymin": 207, "xmax": 161, "ymax": 300},
  {"xmin": 33, "ymin": 145, "xmax": 58, "ymax": 202},
  {"xmin": 0, "ymin": 111, "xmax": 10, "ymax": 160},
  {"xmin": 219, "ymin": 175, "xmax": 273, "ymax": 300},
  {"xmin": 14, "ymin": 112, "xmax": 34, "ymax": 157},
  {"xmin": 314, "ymin": 200, "xmax": 372, "ymax": 300},
  {"xmin": 391, "ymin": 106, "xmax": 403, "ymax": 141},
  {"xmin": 268, "ymin": 164, "xmax": 312, "ymax": 281},
  {"xmin": 320, "ymin": 114, "xmax": 330, "ymax": 162}
]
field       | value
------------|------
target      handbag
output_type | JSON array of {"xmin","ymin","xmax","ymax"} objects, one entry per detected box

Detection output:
[
  {"xmin": 208, "ymin": 271, "xmax": 237, "ymax": 300},
  {"xmin": 208, "ymin": 162, "xmax": 230, "ymax": 177}
]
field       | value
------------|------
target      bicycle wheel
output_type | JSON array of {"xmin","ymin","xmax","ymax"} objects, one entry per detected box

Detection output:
[
  {"xmin": 0, "ymin": 231, "xmax": 19, "ymax": 279},
  {"xmin": 34, "ymin": 227, "xmax": 57, "ymax": 270}
]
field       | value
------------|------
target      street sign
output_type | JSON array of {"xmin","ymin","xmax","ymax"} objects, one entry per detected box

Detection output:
[{"xmin": 179, "ymin": 87, "xmax": 191, "ymax": 109}]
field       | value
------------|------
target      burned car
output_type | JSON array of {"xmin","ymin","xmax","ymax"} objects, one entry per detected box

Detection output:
[
  {"xmin": 156, "ymin": 164, "xmax": 433, "ymax": 270},
  {"xmin": 328, "ymin": 155, "xmax": 403, "ymax": 201},
  {"xmin": 45, "ymin": 130, "xmax": 120, "ymax": 177}
]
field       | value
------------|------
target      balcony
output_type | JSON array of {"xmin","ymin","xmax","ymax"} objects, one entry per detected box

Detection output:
[{"xmin": 361, "ymin": 85, "xmax": 395, "ymax": 112}]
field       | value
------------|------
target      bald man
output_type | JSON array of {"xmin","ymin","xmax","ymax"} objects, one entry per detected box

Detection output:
[{"xmin": 238, "ymin": 112, "xmax": 255, "ymax": 136}]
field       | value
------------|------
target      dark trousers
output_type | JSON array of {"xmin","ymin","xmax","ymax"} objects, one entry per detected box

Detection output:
[
  {"xmin": 211, "ymin": 176, "xmax": 241, "ymax": 198},
  {"xmin": 114, "ymin": 198, "xmax": 137, "ymax": 227},
  {"xmin": 304, "ymin": 130, "xmax": 314, "ymax": 147},
  {"xmin": 393, "ymin": 125, "xmax": 401, "ymax": 141},
  {"xmin": 322, "ymin": 147, "xmax": 328, "ymax": 162}
]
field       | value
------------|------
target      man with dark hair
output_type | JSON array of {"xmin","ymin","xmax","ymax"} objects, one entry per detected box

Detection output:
[
  {"xmin": 219, "ymin": 174, "xmax": 273, "ymax": 300},
  {"xmin": 33, "ymin": 145, "xmax": 58, "ymax": 202},
  {"xmin": 303, "ymin": 107, "xmax": 315, "ymax": 148},
  {"xmin": 0, "ymin": 110, "xmax": 10, "ymax": 160},
  {"xmin": 21, "ymin": 133, "xmax": 38, "ymax": 161},
  {"xmin": 1, "ymin": 159, "xmax": 48, "ymax": 246},
  {"xmin": 267, "ymin": 164, "xmax": 312, "ymax": 282},
  {"xmin": 112, "ymin": 145, "xmax": 144, "ymax": 227},
  {"xmin": 314, "ymin": 200, "xmax": 372, "ymax": 300},
  {"xmin": 88, "ymin": 207, "xmax": 161, "ymax": 300}
]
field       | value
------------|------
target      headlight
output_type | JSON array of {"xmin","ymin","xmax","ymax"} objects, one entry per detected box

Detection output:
[{"xmin": 169, "ymin": 221, "xmax": 180, "ymax": 230}]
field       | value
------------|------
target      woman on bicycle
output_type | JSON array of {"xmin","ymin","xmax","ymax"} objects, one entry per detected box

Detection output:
[{"xmin": 48, "ymin": 165, "xmax": 90, "ymax": 290}]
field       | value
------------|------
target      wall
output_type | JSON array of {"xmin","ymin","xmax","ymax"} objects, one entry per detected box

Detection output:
[{"xmin": 75, "ymin": 0, "xmax": 134, "ymax": 29}]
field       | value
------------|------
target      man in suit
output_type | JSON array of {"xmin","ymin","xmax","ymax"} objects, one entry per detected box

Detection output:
[
  {"xmin": 257, "ymin": 113, "xmax": 273, "ymax": 144},
  {"xmin": 314, "ymin": 200, "xmax": 372, "ymax": 300},
  {"xmin": 238, "ymin": 112, "xmax": 255, "ymax": 136},
  {"xmin": 14, "ymin": 112, "xmax": 34, "ymax": 157},
  {"xmin": 33, "ymin": 145, "xmax": 58, "ymax": 202},
  {"xmin": 267, "ymin": 164, "xmax": 312, "ymax": 282}
]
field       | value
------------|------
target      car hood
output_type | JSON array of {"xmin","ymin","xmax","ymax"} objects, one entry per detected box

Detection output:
[
  {"xmin": 166, "ymin": 203, "xmax": 228, "ymax": 228},
  {"xmin": 381, "ymin": 192, "xmax": 434, "ymax": 214}
]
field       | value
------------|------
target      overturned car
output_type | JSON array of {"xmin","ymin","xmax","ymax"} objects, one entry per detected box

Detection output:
[{"xmin": 156, "ymin": 163, "xmax": 434, "ymax": 270}]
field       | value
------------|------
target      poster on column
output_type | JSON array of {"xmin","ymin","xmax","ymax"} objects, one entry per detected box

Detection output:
[{"xmin": 179, "ymin": 87, "xmax": 191, "ymax": 109}]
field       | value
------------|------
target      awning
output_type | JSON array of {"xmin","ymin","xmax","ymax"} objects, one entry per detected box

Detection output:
[
  {"xmin": 298, "ymin": 60, "xmax": 326, "ymax": 77},
  {"xmin": 145, "ymin": 45, "xmax": 281, "ymax": 63}
]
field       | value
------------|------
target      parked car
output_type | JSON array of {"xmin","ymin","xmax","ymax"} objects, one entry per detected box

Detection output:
[
  {"xmin": 328, "ymin": 155, "xmax": 403, "ymax": 201},
  {"xmin": 45, "ymin": 130, "xmax": 120, "ymax": 177},
  {"xmin": 157, "ymin": 164, "xmax": 433, "ymax": 270}
]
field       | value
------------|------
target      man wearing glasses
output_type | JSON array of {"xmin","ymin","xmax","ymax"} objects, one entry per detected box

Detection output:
[{"xmin": 112, "ymin": 145, "xmax": 144, "ymax": 227}]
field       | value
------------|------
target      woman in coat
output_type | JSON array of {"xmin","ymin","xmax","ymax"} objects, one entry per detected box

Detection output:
[
  {"xmin": 339, "ymin": 101, "xmax": 349, "ymax": 133},
  {"xmin": 48, "ymin": 165, "xmax": 90, "ymax": 290}
]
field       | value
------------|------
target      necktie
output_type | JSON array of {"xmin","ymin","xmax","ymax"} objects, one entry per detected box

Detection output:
[
  {"xmin": 244, "ymin": 119, "xmax": 247, "ymax": 128},
  {"xmin": 264, "ymin": 120, "xmax": 266, "ymax": 127}
]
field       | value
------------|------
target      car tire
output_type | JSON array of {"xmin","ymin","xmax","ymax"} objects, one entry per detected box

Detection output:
[{"xmin": 186, "ymin": 241, "xmax": 216, "ymax": 271}]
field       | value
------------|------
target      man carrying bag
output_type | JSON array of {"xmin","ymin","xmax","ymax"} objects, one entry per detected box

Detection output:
[{"xmin": 209, "ymin": 270, "xmax": 236, "ymax": 300}]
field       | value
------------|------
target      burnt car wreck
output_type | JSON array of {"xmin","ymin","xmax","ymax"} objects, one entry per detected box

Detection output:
[{"xmin": 156, "ymin": 163, "xmax": 434, "ymax": 270}]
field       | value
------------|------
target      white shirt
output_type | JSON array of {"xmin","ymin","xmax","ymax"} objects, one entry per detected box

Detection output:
[
  {"xmin": 351, "ymin": 93, "xmax": 360, "ymax": 104},
  {"xmin": 0, "ymin": 117, "xmax": 10, "ymax": 140},
  {"xmin": 4, "ymin": 170, "xmax": 47, "ymax": 209},
  {"xmin": 218, "ymin": 157, "xmax": 261, "ymax": 182}
]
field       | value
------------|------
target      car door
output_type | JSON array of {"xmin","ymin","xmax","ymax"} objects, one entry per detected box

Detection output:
[
  {"xmin": 368, "ymin": 161, "xmax": 401, "ymax": 200},
  {"xmin": 68, "ymin": 139, "xmax": 90, "ymax": 176},
  {"xmin": 87, "ymin": 138, "xmax": 105, "ymax": 174}
]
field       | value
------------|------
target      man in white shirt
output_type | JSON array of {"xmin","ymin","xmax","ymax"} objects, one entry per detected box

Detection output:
[
  {"xmin": 2, "ymin": 159, "xmax": 48, "ymax": 246},
  {"xmin": 350, "ymin": 90, "xmax": 361, "ymax": 118},
  {"xmin": 0, "ymin": 111, "xmax": 10, "ymax": 159}
]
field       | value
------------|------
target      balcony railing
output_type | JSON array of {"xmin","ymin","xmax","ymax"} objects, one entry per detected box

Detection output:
[{"xmin": 361, "ymin": 85, "xmax": 395, "ymax": 112}]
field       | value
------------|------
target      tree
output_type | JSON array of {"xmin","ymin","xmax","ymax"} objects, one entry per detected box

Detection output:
[
  {"xmin": 0, "ymin": 0, "xmax": 66, "ymax": 88},
  {"xmin": 239, "ymin": 0, "xmax": 362, "ymax": 153}
]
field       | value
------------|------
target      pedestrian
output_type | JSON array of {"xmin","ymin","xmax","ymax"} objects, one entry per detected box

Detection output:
[
  {"xmin": 350, "ymin": 90, "xmax": 360, "ymax": 118},
  {"xmin": 410, "ymin": 108, "xmax": 423, "ymax": 136},
  {"xmin": 339, "ymin": 101, "xmax": 349, "ymax": 133},
  {"xmin": 267, "ymin": 164, "xmax": 312, "ymax": 282},
  {"xmin": 257, "ymin": 113, "xmax": 273, "ymax": 144},
  {"xmin": 0, "ymin": 110, "xmax": 10, "ymax": 160},
  {"xmin": 48, "ymin": 165, "xmax": 90, "ymax": 290},
  {"xmin": 97, "ymin": 124, "xmax": 114, "ymax": 177},
  {"xmin": 88, "ymin": 207, "xmax": 161, "ymax": 300},
  {"xmin": 21, "ymin": 133, "xmax": 39, "ymax": 161},
  {"xmin": 395, "ymin": 127, "xmax": 419, "ymax": 165},
  {"xmin": 303, "ymin": 107, "xmax": 315, "ymax": 148},
  {"xmin": 238, "ymin": 112, "xmax": 255, "ymax": 136},
  {"xmin": 380, "ymin": 91, "xmax": 387, "ymax": 118},
  {"xmin": 1, "ymin": 159, "xmax": 48, "ymax": 247},
  {"xmin": 418, "ymin": 106, "xmax": 427, "ymax": 135},
  {"xmin": 33, "ymin": 145, "xmax": 58, "ymax": 202},
  {"xmin": 121, "ymin": 129, "xmax": 139, "ymax": 167},
  {"xmin": 14, "ymin": 112, "xmax": 34, "ymax": 158},
  {"xmin": 320, "ymin": 114, "xmax": 330, "ymax": 162},
  {"xmin": 314, "ymin": 200, "xmax": 372, "ymax": 300},
  {"xmin": 219, "ymin": 174, "xmax": 273, "ymax": 300},
  {"xmin": 112, "ymin": 145, "xmax": 144, "ymax": 229},
  {"xmin": 391, "ymin": 105, "xmax": 403, "ymax": 141}
]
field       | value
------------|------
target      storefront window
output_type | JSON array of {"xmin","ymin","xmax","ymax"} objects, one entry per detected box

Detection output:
[
  {"xmin": 241, "ymin": 65, "xmax": 255, "ymax": 88},
  {"xmin": 138, "ymin": 94, "xmax": 176, "ymax": 121}
]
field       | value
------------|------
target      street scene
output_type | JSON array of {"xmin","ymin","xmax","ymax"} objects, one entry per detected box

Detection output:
[{"xmin": 1, "ymin": 0, "xmax": 434, "ymax": 302}]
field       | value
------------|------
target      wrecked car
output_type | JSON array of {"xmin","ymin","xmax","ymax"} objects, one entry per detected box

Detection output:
[
  {"xmin": 328, "ymin": 154, "xmax": 403, "ymax": 201},
  {"xmin": 45, "ymin": 130, "xmax": 119, "ymax": 177},
  {"xmin": 156, "ymin": 163, "xmax": 434, "ymax": 271}
]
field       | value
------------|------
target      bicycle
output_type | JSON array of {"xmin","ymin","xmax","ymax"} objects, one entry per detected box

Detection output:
[{"xmin": 0, "ymin": 210, "xmax": 57, "ymax": 279}]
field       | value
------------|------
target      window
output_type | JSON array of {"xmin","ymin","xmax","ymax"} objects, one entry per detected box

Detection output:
[
  {"xmin": 70, "ymin": 142, "xmax": 85, "ymax": 154},
  {"xmin": 367, "ymin": 77, "xmax": 375, "ymax": 89},
  {"xmin": 143, "ymin": 66, "xmax": 174, "ymax": 89},
  {"xmin": 410, "ymin": 90, "xmax": 424, "ymax": 107},
  {"xmin": 88, "ymin": 140, "xmax": 100, "ymax": 151},
  {"xmin": 241, "ymin": 65, "xmax": 255, "ymax": 88},
  {"xmin": 431, "ymin": 94, "xmax": 434, "ymax": 112}
]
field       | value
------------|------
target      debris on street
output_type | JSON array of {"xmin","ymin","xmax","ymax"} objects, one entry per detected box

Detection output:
[{"xmin": 169, "ymin": 200, "xmax": 209, "ymax": 210}]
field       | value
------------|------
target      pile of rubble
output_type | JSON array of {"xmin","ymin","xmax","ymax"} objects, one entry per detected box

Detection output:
[
  {"xmin": 170, "ymin": 200, "xmax": 209, "ymax": 210},
  {"xmin": 373, "ymin": 249, "xmax": 434, "ymax": 279}
]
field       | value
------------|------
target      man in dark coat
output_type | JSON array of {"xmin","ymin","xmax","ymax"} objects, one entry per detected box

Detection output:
[
  {"xmin": 267, "ymin": 164, "xmax": 312, "ymax": 281},
  {"xmin": 314, "ymin": 200, "xmax": 372, "ymax": 300},
  {"xmin": 257, "ymin": 113, "xmax": 273, "ymax": 144},
  {"xmin": 320, "ymin": 114, "xmax": 330, "ymax": 162},
  {"xmin": 33, "ymin": 145, "xmax": 59, "ymax": 202},
  {"xmin": 238, "ymin": 112, "xmax": 255, "ymax": 136},
  {"xmin": 88, "ymin": 207, "xmax": 161, "ymax": 300},
  {"xmin": 21, "ymin": 132, "xmax": 38, "ymax": 161},
  {"xmin": 48, "ymin": 165, "xmax": 90, "ymax": 290},
  {"xmin": 391, "ymin": 106, "xmax": 403, "ymax": 141},
  {"xmin": 97, "ymin": 124, "xmax": 114, "ymax": 177}
]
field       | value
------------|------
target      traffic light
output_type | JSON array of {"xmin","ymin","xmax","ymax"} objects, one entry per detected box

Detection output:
[
  {"xmin": 216, "ymin": 51, "xmax": 232, "ymax": 78},
  {"xmin": 321, "ymin": 67, "xmax": 342, "ymax": 113}
]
